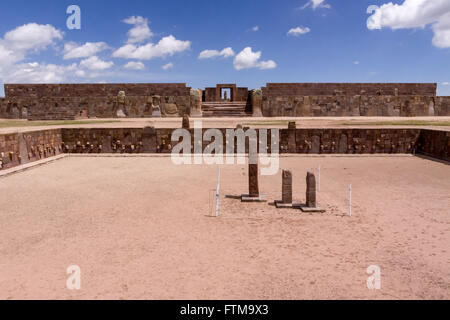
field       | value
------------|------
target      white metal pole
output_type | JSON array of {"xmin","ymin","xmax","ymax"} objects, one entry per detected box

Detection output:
[
  {"xmin": 318, "ymin": 165, "xmax": 321, "ymax": 192},
  {"xmin": 349, "ymin": 184, "xmax": 352, "ymax": 217},
  {"xmin": 215, "ymin": 167, "xmax": 221, "ymax": 217}
]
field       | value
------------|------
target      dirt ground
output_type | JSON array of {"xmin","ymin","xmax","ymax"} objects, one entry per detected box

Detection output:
[{"xmin": 0, "ymin": 155, "xmax": 449, "ymax": 300}]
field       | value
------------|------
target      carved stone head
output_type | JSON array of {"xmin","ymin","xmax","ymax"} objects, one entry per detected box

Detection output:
[{"xmin": 117, "ymin": 91, "xmax": 126, "ymax": 104}]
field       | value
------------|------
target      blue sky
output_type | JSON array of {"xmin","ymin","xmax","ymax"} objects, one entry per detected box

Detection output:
[{"xmin": 0, "ymin": 0, "xmax": 449, "ymax": 97}]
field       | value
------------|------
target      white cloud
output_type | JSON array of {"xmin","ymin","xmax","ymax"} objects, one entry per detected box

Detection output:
[
  {"xmin": 233, "ymin": 47, "xmax": 277, "ymax": 70},
  {"xmin": 287, "ymin": 27, "xmax": 311, "ymax": 36},
  {"xmin": 0, "ymin": 23, "xmax": 75, "ymax": 85},
  {"xmin": 162, "ymin": 62, "xmax": 174, "ymax": 70},
  {"xmin": 301, "ymin": 0, "xmax": 331, "ymax": 10},
  {"xmin": 354, "ymin": 61, "xmax": 360, "ymax": 65},
  {"xmin": 80, "ymin": 56, "xmax": 114, "ymax": 70},
  {"xmin": 63, "ymin": 42, "xmax": 108, "ymax": 59},
  {"xmin": 367, "ymin": 0, "xmax": 450, "ymax": 48},
  {"xmin": 124, "ymin": 61, "xmax": 145, "ymax": 70},
  {"xmin": 123, "ymin": 16, "xmax": 153, "ymax": 44},
  {"xmin": 198, "ymin": 47, "xmax": 235, "ymax": 59},
  {"xmin": 252, "ymin": 26, "xmax": 259, "ymax": 32},
  {"xmin": 442, "ymin": 82, "xmax": 450, "ymax": 85},
  {"xmin": 3, "ymin": 23, "xmax": 63, "ymax": 51},
  {"xmin": 4, "ymin": 62, "xmax": 78, "ymax": 83},
  {"xmin": 113, "ymin": 35, "xmax": 191, "ymax": 60}
]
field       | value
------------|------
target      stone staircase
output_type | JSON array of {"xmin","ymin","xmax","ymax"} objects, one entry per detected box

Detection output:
[{"xmin": 201, "ymin": 101, "xmax": 250, "ymax": 117}]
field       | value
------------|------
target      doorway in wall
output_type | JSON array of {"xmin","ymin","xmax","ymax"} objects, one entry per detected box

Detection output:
[{"xmin": 221, "ymin": 88, "xmax": 231, "ymax": 101}]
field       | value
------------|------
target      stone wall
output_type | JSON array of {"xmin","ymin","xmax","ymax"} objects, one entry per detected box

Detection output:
[
  {"xmin": 1, "ymin": 83, "xmax": 449, "ymax": 119},
  {"xmin": 279, "ymin": 128, "xmax": 421, "ymax": 154},
  {"xmin": 27, "ymin": 95, "xmax": 191, "ymax": 120},
  {"xmin": 0, "ymin": 129, "xmax": 63, "ymax": 170},
  {"xmin": 3, "ymin": 83, "xmax": 192, "ymax": 120},
  {"xmin": 436, "ymin": 97, "xmax": 450, "ymax": 116},
  {"xmin": 261, "ymin": 95, "xmax": 441, "ymax": 117},
  {"xmin": 417, "ymin": 129, "xmax": 450, "ymax": 162},
  {"xmin": 1, "ymin": 127, "xmax": 448, "ymax": 171},
  {"xmin": 5, "ymin": 83, "xmax": 190, "ymax": 98},
  {"xmin": 263, "ymin": 83, "xmax": 437, "ymax": 96},
  {"xmin": 62, "ymin": 128, "xmax": 422, "ymax": 155},
  {"xmin": 0, "ymin": 97, "xmax": 30, "ymax": 119}
]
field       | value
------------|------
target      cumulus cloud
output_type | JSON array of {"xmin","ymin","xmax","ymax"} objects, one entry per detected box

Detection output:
[
  {"xmin": 0, "ymin": 23, "xmax": 80, "ymax": 85},
  {"xmin": 301, "ymin": 0, "xmax": 331, "ymax": 10},
  {"xmin": 287, "ymin": 27, "xmax": 311, "ymax": 36},
  {"xmin": 63, "ymin": 42, "xmax": 108, "ymax": 59},
  {"xmin": 198, "ymin": 47, "xmax": 235, "ymax": 59},
  {"xmin": 367, "ymin": 0, "xmax": 450, "ymax": 48},
  {"xmin": 79, "ymin": 56, "xmax": 114, "ymax": 70},
  {"xmin": 3, "ymin": 62, "xmax": 79, "ymax": 83},
  {"xmin": 252, "ymin": 26, "xmax": 259, "ymax": 32},
  {"xmin": 442, "ymin": 82, "xmax": 450, "ymax": 85},
  {"xmin": 113, "ymin": 35, "xmax": 190, "ymax": 60},
  {"xmin": 162, "ymin": 62, "xmax": 174, "ymax": 70},
  {"xmin": 124, "ymin": 61, "xmax": 145, "ymax": 70},
  {"xmin": 233, "ymin": 47, "xmax": 276, "ymax": 71},
  {"xmin": 3, "ymin": 23, "xmax": 63, "ymax": 51},
  {"xmin": 123, "ymin": 16, "xmax": 153, "ymax": 43}
]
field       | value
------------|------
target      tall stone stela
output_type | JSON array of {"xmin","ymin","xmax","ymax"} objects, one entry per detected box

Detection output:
[
  {"xmin": 306, "ymin": 171, "xmax": 317, "ymax": 208},
  {"xmin": 248, "ymin": 163, "xmax": 259, "ymax": 198}
]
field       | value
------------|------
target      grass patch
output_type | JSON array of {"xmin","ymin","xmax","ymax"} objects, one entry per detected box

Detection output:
[
  {"xmin": 243, "ymin": 120, "xmax": 292, "ymax": 126},
  {"xmin": 0, "ymin": 120, "xmax": 121, "ymax": 128},
  {"xmin": 340, "ymin": 120, "xmax": 450, "ymax": 127}
]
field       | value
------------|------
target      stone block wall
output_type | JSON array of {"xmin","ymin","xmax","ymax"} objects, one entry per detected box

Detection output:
[
  {"xmin": 263, "ymin": 83, "xmax": 437, "ymax": 96},
  {"xmin": 5, "ymin": 83, "xmax": 191, "ymax": 98},
  {"xmin": 436, "ymin": 97, "xmax": 450, "ymax": 116},
  {"xmin": 417, "ymin": 129, "xmax": 450, "ymax": 162},
  {"xmin": 0, "ymin": 129, "xmax": 63, "ymax": 170},
  {"xmin": 261, "ymin": 83, "xmax": 449, "ymax": 117},
  {"xmin": 279, "ymin": 129, "xmax": 421, "ymax": 154},
  {"xmin": 262, "ymin": 95, "xmax": 440, "ymax": 117},
  {"xmin": 27, "ymin": 95, "xmax": 191, "ymax": 120},
  {"xmin": 1, "ymin": 127, "xmax": 448, "ymax": 171},
  {"xmin": 3, "ymin": 83, "xmax": 192, "ymax": 120},
  {"xmin": 2, "ymin": 83, "xmax": 450, "ymax": 119}
]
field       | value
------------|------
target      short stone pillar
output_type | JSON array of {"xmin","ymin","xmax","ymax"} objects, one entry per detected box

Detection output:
[
  {"xmin": 275, "ymin": 170, "xmax": 293, "ymax": 208},
  {"xmin": 250, "ymin": 89, "xmax": 263, "ymax": 117},
  {"xmin": 241, "ymin": 162, "xmax": 266, "ymax": 202},
  {"xmin": 182, "ymin": 115, "xmax": 190, "ymax": 129},
  {"xmin": 190, "ymin": 89, "xmax": 203, "ymax": 117},
  {"xmin": 296, "ymin": 171, "xmax": 325, "ymax": 212}
]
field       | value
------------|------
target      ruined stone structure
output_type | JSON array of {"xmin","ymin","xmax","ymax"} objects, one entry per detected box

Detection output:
[
  {"xmin": 2, "ymin": 82, "xmax": 447, "ymax": 120},
  {"xmin": 1, "ymin": 127, "xmax": 448, "ymax": 171},
  {"xmin": 261, "ymin": 83, "xmax": 449, "ymax": 117},
  {"xmin": 0, "ymin": 129, "xmax": 63, "ymax": 170}
]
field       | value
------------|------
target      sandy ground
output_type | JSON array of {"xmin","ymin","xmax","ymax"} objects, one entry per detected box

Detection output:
[
  {"xmin": 0, "ymin": 155, "xmax": 449, "ymax": 300},
  {"xmin": 1, "ymin": 116, "xmax": 450, "ymax": 134}
]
